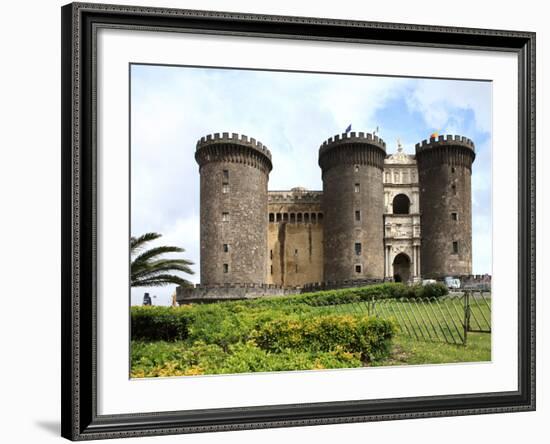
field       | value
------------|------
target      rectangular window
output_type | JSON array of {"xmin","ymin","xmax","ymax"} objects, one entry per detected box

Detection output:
[
  {"xmin": 270, "ymin": 249, "xmax": 273, "ymax": 259},
  {"xmin": 452, "ymin": 184, "xmax": 457, "ymax": 195},
  {"xmin": 295, "ymin": 264, "xmax": 298, "ymax": 273},
  {"xmin": 223, "ymin": 244, "xmax": 229, "ymax": 252},
  {"xmin": 223, "ymin": 169, "xmax": 229, "ymax": 180},
  {"xmin": 355, "ymin": 210, "xmax": 361, "ymax": 221},
  {"xmin": 294, "ymin": 249, "xmax": 298, "ymax": 255},
  {"xmin": 451, "ymin": 212, "xmax": 458, "ymax": 221},
  {"xmin": 276, "ymin": 213, "xmax": 282, "ymax": 222},
  {"xmin": 452, "ymin": 241, "xmax": 459, "ymax": 254},
  {"xmin": 354, "ymin": 164, "xmax": 360, "ymax": 172},
  {"xmin": 270, "ymin": 265, "xmax": 273, "ymax": 275},
  {"xmin": 223, "ymin": 263, "xmax": 229, "ymax": 273},
  {"xmin": 222, "ymin": 212, "xmax": 229, "ymax": 222},
  {"xmin": 297, "ymin": 213, "xmax": 303, "ymax": 223},
  {"xmin": 269, "ymin": 213, "xmax": 274, "ymax": 222},
  {"xmin": 283, "ymin": 213, "xmax": 289, "ymax": 222},
  {"xmin": 354, "ymin": 183, "xmax": 360, "ymax": 193},
  {"xmin": 355, "ymin": 242, "xmax": 362, "ymax": 255},
  {"xmin": 222, "ymin": 184, "xmax": 229, "ymax": 193},
  {"xmin": 355, "ymin": 264, "xmax": 362, "ymax": 273},
  {"xmin": 451, "ymin": 167, "xmax": 456, "ymax": 173}
]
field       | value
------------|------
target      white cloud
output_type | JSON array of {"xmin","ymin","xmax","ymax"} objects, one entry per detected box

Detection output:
[{"xmin": 406, "ymin": 79, "xmax": 492, "ymax": 134}]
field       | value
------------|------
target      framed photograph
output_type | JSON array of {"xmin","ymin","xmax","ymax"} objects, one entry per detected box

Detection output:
[{"xmin": 61, "ymin": 2, "xmax": 535, "ymax": 440}]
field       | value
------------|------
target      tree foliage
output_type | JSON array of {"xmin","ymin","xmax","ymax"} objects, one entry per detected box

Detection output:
[{"xmin": 130, "ymin": 232, "xmax": 194, "ymax": 288}]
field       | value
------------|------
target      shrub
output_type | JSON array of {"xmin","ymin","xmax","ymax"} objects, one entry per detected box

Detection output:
[
  {"xmin": 254, "ymin": 314, "xmax": 395, "ymax": 362},
  {"xmin": 418, "ymin": 282, "xmax": 449, "ymax": 299},
  {"xmin": 131, "ymin": 306, "xmax": 191, "ymax": 341},
  {"xmin": 130, "ymin": 340, "xmax": 365, "ymax": 377}
]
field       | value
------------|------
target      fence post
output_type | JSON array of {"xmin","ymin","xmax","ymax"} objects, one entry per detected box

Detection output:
[{"xmin": 463, "ymin": 291, "xmax": 471, "ymax": 346}]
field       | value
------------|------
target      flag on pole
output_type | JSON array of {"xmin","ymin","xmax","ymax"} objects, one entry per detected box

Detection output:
[{"xmin": 345, "ymin": 124, "xmax": 352, "ymax": 133}]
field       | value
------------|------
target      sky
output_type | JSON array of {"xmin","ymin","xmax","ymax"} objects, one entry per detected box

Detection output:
[{"xmin": 130, "ymin": 64, "xmax": 492, "ymax": 306}]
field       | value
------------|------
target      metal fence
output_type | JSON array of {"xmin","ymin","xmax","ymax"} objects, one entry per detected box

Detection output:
[{"xmin": 307, "ymin": 290, "xmax": 491, "ymax": 346}]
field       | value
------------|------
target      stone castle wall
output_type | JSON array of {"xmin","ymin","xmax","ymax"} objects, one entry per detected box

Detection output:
[
  {"xmin": 416, "ymin": 135, "xmax": 475, "ymax": 278},
  {"xmin": 319, "ymin": 132, "xmax": 386, "ymax": 281},
  {"xmin": 196, "ymin": 133, "xmax": 272, "ymax": 285},
  {"xmin": 267, "ymin": 189, "xmax": 324, "ymax": 286},
  {"xmin": 179, "ymin": 132, "xmax": 477, "ymax": 303}
]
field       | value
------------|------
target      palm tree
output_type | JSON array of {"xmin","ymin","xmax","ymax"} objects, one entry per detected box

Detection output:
[{"xmin": 130, "ymin": 232, "xmax": 194, "ymax": 288}]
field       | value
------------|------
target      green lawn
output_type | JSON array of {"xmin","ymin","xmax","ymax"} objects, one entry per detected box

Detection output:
[{"xmin": 372, "ymin": 332, "xmax": 491, "ymax": 367}]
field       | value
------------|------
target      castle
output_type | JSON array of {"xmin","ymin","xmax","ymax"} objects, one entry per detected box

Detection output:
[{"xmin": 177, "ymin": 130, "xmax": 475, "ymax": 303}]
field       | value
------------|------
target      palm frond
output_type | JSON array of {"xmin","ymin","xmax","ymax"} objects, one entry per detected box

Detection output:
[
  {"xmin": 130, "ymin": 232, "xmax": 161, "ymax": 253},
  {"xmin": 131, "ymin": 260, "xmax": 195, "ymax": 280},
  {"xmin": 132, "ymin": 245, "xmax": 185, "ymax": 263},
  {"xmin": 131, "ymin": 274, "xmax": 193, "ymax": 288},
  {"xmin": 130, "ymin": 232, "xmax": 195, "ymax": 289}
]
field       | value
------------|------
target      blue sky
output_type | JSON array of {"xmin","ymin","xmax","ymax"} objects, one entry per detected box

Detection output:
[{"xmin": 130, "ymin": 65, "xmax": 492, "ymax": 306}]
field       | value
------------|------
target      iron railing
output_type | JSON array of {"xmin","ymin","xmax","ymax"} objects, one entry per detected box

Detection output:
[{"xmin": 307, "ymin": 290, "xmax": 491, "ymax": 345}]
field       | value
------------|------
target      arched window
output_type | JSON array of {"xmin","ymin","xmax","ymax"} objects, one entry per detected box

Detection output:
[{"xmin": 392, "ymin": 194, "xmax": 410, "ymax": 214}]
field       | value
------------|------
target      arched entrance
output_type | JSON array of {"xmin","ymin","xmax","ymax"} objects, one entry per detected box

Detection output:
[
  {"xmin": 392, "ymin": 194, "xmax": 410, "ymax": 214},
  {"xmin": 393, "ymin": 253, "xmax": 411, "ymax": 283}
]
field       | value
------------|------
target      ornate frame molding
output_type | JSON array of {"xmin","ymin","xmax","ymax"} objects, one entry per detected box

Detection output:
[{"xmin": 61, "ymin": 2, "xmax": 535, "ymax": 440}]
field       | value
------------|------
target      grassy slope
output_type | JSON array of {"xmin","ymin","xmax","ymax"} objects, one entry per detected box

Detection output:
[{"xmin": 131, "ymin": 285, "xmax": 491, "ymax": 377}]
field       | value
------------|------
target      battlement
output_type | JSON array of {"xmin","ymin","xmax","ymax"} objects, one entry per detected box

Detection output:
[
  {"xmin": 415, "ymin": 134, "xmax": 475, "ymax": 153},
  {"xmin": 195, "ymin": 132, "xmax": 273, "ymax": 173},
  {"xmin": 319, "ymin": 131, "xmax": 386, "ymax": 157},
  {"xmin": 268, "ymin": 189, "xmax": 323, "ymax": 204},
  {"xmin": 196, "ymin": 132, "xmax": 272, "ymax": 160},
  {"xmin": 318, "ymin": 131, "xmax": 387, "ymax": 172}
]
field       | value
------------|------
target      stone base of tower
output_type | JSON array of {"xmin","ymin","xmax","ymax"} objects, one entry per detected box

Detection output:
[{"xmin": 175, "ymin": 283, "xmax": 302, "ymax": 304}]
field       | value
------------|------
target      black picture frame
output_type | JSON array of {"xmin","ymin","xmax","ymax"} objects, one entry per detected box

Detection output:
[{"xmin": 61, "ymin": 2, "xmax": 536, "ymax": 440}]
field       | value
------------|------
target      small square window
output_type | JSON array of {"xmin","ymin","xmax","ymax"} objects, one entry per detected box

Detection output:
[
  {"xmin": 354, "ymin": 183, "xmax": 360, "ymax": 193},
  {"xmin": 222, "ymin": 212, "xmax": 229, "ymax": 222},
  {"xmin": 355, "ymin": 264, "xmax": 362, "ymax": 273},
  {"xmin": 355, "ymin": 210, "xmax": 361, "ymax": 221},
  {"xmin": 223, "ymin": 263, "xmax": 229, "ymax": 273},
  {"xmin": 223, "ymin": 244, "xmax": 229, "ymax": 252},
  {"xmin": 294, "ymin": 249, "xmax": 298, "ymax": 255},
  {"xmin": 451, "ymin": 167, "xmax": 456, "ymax": 173},
  {"xmin": 451, "ymin": 212, "xmax": 458, "ymax": 221},
  {"xmin": 354, "ymin": 164, "xmax": 360, "ymax": 172},
  {"xmin": 452, "ymin": 241, "xmax": 459, "ymax": 254}
]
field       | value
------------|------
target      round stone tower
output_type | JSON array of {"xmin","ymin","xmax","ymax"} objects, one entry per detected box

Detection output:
[
  {"xmin": 415, "ymin": 135, "xmax": 476, "ymax": 279},
  {"xmin": 195, "ymin": 132, "xmax": 272, "ymax": 285},
  {"xmin": 318, "ymin": 132, "xmax": 386, "ymax": 281}
]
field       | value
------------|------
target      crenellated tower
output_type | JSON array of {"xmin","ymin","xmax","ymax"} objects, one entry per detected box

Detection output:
[
  {"xmin": 195, "ymin": 132, "xmax": 272, "ymax": 285},
  {"xmin": 318, "ymin": 132, "xmax": 386, "ymax": 281},
  {"xmin": 415, "ymin": 135, "xmax": 476, "ymax": 278}
]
